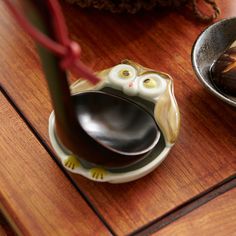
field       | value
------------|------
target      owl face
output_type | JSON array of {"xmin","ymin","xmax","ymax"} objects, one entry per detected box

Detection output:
[
  {"xmin": 71, "ymin": 60, "xmax": 180, "ymax": 145},
  {"xmin": 107, "ymin": 63, "xmax": 167, "ymax": 100}
]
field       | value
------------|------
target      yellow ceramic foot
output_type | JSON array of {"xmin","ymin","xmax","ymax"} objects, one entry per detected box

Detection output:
[
  {"xmin": 64, "ymin": 155, "xmax": 80, "ymax": 170},
  {"xmin": 90, "ymin": 168, "xmax": 107, "ymax": 180}
]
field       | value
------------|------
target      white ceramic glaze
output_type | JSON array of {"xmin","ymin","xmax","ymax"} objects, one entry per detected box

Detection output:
[
  {"xmin": 48, "ymin": 60, "xmax": 180, "ymax": 183},
  {"xmin": 49, "ymin": 113, "xmax": 171, "ymax": 183}
]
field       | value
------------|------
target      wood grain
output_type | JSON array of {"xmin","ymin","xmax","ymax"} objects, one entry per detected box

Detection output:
[
  {"xmin": 0, "ymin": 92, "xmax": 109, "ymax": 236},
  {"xmin": 0, "ymin": 0, "xmax": 235, "ymax": 235},
  {"xmin": 155, "ymin": 187, "xmax": 236, "ymax": 236}
]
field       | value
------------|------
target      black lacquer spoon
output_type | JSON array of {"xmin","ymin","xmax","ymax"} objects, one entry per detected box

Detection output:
[{"xmin": 5, "ymin": 0, "xmax": 160, "ymax": 168}]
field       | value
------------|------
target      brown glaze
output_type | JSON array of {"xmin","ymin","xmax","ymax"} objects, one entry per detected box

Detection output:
[{"xmin": 71, "ymin": 60, "xmax": 180, "ymax": 145}]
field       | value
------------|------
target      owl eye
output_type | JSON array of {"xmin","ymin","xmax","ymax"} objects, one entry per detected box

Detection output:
[
  {"xmin": 143, "ymin": 78, "xmax": 158, "ymax": 88},
  {"xmin": 139, "ymin": 74, "xmax": 167, "ymax": 98},
  {"xmin": 108, "ymin": 64, "xmax": 137, "ymax": 86}
]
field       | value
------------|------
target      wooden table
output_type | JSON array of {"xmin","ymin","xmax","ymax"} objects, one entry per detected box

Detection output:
[{"xmin": 0, "ymin": 1, "xmax": 235, "ymax": 235}]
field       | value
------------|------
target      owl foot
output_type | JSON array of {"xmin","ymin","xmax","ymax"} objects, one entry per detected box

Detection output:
[
  {"xmin": 64, "ymin": 155, "xmax": 80, "ymax": 170},
  {"xmin": 90, "ymin": 168, "xmax": 107, "ymax": 180}
]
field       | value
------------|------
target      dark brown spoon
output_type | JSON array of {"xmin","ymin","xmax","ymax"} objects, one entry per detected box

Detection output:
[{"xmin": 21, "ymin": 0, "xmax": 160, "ymax": 168}]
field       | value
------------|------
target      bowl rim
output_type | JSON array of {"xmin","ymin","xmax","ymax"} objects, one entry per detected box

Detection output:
[{"xmin": 191, "ymin": 17, "xmax": 236, "ymax": 107}]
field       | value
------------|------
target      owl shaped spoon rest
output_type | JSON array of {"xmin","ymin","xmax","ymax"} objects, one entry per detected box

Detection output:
[
  {"xmin": 5, "ymin": 0, "xmax": 180, "ymax": 183},
  {"xmin": 49, "ymin": 60, "xmax": 180, "ymax": 183}
]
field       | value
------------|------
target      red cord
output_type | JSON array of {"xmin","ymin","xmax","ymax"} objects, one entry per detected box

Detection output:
[{"xmin": 4, "ymin": 0, "xmax": 100, "ymax": 84}]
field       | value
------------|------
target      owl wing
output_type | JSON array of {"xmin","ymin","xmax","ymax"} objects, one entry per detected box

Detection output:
[{"xmin": 154, "ymin": 79, "xmax": 180, "ymax": 145}]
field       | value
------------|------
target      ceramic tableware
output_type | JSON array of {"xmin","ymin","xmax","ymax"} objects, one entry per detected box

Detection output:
[
  {"xmin": 192, "ymin": 17, "xmax": 236, "ymax": 107},
  {"xmin": 49, "ymin": 60, "xmax": 180, "ymax": 183}
]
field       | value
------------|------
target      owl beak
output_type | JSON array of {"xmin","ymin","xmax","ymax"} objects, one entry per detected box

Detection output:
[
  {"xmin": 123, "ymin": 82, "xmax": 138, "ymax": 96},
  {"xmin": 128, "ymin": 82, "xmax": 133, "ymax": 88}
]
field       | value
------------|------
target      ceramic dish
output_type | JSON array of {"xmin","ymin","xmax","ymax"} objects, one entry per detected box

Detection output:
[
  {"xmin": 49, "ymin": 60, "xmax": 180, "ymax": 183},
  {"xmin": 49, "ymin": 113, "xmax": 171, "ymax": 183},
  {"xmin": 192, "ymin": 17, "xmax": 236, "ymax": 107}
]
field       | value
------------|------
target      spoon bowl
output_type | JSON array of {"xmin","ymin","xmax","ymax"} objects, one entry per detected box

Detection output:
[
  {"xmin": 74, "ymin": 91, "xmax": 160, "ymax": 156},
  {"xmin": 192, "ymin": 17, "xmax": 236, "ymax": 107},
  {"xmin": 54, "ymin": 90, "xmax": 161, "ymax": 168}
]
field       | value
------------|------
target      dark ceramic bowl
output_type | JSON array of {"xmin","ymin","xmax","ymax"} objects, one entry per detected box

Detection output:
[{"xmin": 192, "ymin": 17, "xmax": 236, "ymax": 107}]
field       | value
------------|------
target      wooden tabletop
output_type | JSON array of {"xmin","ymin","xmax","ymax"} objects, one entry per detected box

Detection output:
[{"xmin": 0, "ymin": 0, "xmax": 235, "ymax": 235}]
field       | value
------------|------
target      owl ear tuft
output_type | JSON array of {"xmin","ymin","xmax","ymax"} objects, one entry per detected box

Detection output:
[
  {"xmin": 121, "ymin": 59, "xmax": 150, "ymax": 74},
  {"xmin": 121, "ymin": 59, "xmax": 133, "ymax": 65}
]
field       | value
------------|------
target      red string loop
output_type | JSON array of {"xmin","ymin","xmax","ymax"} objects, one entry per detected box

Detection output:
[
  {"xmin": 4, "ymin": 0, "xmax": 100, "ymax": 85},
  {"xmin": 61, "ymin": 41, "xmax": 81, "ymax": 70}
]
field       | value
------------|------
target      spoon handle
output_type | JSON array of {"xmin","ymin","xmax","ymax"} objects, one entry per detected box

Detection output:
[
  {"xmin": 4, "ymin": 0, "xmax": 87, "ymax": 150},
  {"xmin": 4, "ymin": 0, "xmax": 100, "ymax": 84}
]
